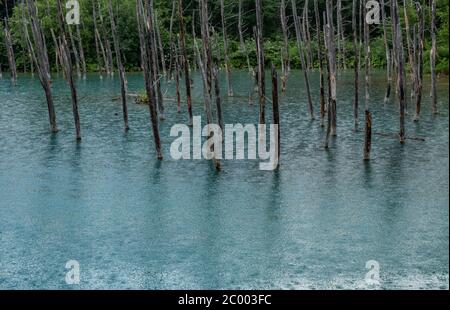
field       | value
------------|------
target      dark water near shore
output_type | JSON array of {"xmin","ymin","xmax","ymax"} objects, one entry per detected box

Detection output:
[{"xmin": 0, "ymin": 70, "xmax": 448, "ymax": 289}]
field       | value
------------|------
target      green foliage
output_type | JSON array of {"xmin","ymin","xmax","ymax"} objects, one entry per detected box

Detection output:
[{"xmin": 0, "ymin": 0, "xmax": 448, "ymax": 75}]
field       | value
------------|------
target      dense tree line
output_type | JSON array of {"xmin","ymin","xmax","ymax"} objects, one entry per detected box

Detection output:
[{"xmin": 0, "ymin": 0, "xmax": 448, "ymax": 75}]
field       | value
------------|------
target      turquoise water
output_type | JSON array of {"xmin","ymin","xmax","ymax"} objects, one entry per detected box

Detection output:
[{"xmin": 0, "ymin": 70, "xmax": 448, "ymax": 289}]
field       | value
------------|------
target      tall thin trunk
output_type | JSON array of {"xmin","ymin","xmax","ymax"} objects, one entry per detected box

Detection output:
[
  {"xmin": 199, "ymin": 0, "xmax": 220, "ymax": 171},
  {"xmin": 413, "ymin": 3, "xmax": 424, "ymax": 122},
  {"xmin": 178, "ymin": 0, "xmax": 193, "ymax": 126},
  {"xmin": 391, "ymin": 0, "xmax": 406, "ymax": 143},
  {"xmin": 381, "ymin": 0, "xmax": 391, "ymax": 104},
  {"xmin": 271, "ymin": 63, "xmax": 280, "ymax": 168},
  {"xmin": 292, "ymin": 0, "xmax": 314, "ymax": 120},
  {"xmin": 25, "ymin": 0, "xmax": 57, "ymax": 133},
  {"xmin": 148, "ymin": 0, "xmax": 165, "ymax": 120},
  {"xmin": 108, "ymin": 0, "xmax": 129, "ymax": 130},
  {"xmin": 280, "ymin": 0, "xmax": 290, "ymax": 93},
  {"xmin": 430, "ymin": 0, "xmax": 438, "ymax": 114},
  {"xmin": 238, "ymin": 0, "xmax": 251, "ymax": 73},
  {"xmin": 403, "ymin": 0, "xmax": 415, "ymax": 105},
  {"xmin": 352, "ymin": 0, "xmax": 359, "ymax": 130},
  {"xmin": 314, "ymin": 0, "xmax": 325, "ymax": 127},
  {"xmin": 3, "ymin": 1, "xmax": 17, "ymax": 85},
  {"xmin": 92, "ymin": 0, "xmax": 105, "ymax": 77},
  {"xmin": 168, "ymin": 0, "xmax": 177, "ymax": 80},
  {"xmin": 76, "ymin": 23, "xmax": 87, "ymax": 79},
  {"xmin": 55, "ymin": 0, "xmax": 81, "ymax": 140},
  {"xmin": 213, "ymin": 66, "xmax": 224, "ymax": 131},
  {"xmin": 220, "ymin": 0, "xmax": 233, "ymax": 96},
  {"xmin": 68, "ymin": 25, "xmax": 81, "ymax": 78},
  {"xmin": 255, "ymin": 0, "xmax": 265, "ymax": 125},
  {"xmin": 154, "ymin": 11, "xmax": 167, "ymax": 77},
  {"xmin": 324, "ymin": 0, "xmax": 337, "ymax": 147},
  {"xmin": 137, "ymin": 0, "xmax": 163, "ymax": 159},
  {"xmin": 363, "ymin": 1, "xmax": 371, "ymax": 160},
  {"xmin": 303, "ymin": 0, "xmax": 313, "ymax": 71}
]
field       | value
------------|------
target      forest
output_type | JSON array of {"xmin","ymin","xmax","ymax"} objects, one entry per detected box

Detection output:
[{"xmin": 1, "ymin": 0, "xmax": 448, "ymax": 75}]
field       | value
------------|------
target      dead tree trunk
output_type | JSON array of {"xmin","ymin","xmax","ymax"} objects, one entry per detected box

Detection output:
[
  {"xmin": 92, "ymin": 0, "xmax": 106, "ymax": 78},
  {"xmin": 76, "ymin": 23, "xmax": 87, "ymax": 79},
  {"xmin": 108, "ymin": 0, "xmax": 129, "ymax": 130},
  {"xmin": 402, "ymin": 0, "xmax": 415, "ymax": 106},
  {"xmin": 175, "ymin": 39, "xmax": 181, "ymax": 113},
  {"xmin": 168, "ymin": 0, "xmax": 177, "ymax": 80},
  {"xmin": 324, "ymin": 0, "xmax": 337, "ymax": 147},
  {"xmin": 337, "ymin": 0, "xmax": 346, "ymax": 70},
  {"xmin": 55, "ymin": 0, "xmax": 81, "ymax": 140},
  {"xmin": 352, "ymin": 0, "xmax": 359, "ymax": 130},
  {"xmin": 98, "ymin": 1, "xmax": 114, "ymax": 75},
  {"xmin": 238, "ymin": 0, "xmax": 252, "ymax": 73},
  {"xmin": 178, "ymin": 0, "xmax": 193, "ymax": 126},
  {"xmin": 199, "ymin": 0, "xmax": 220, "ymax": 171},
  {"xmin": 137, "ymin": 0, "xmax": 163, "ymax": 159},
  {"xmin": 314, "ymin": 0, "xmax": 325, "ymax": 127},
  {"xmin": 25, "ymin": 0, "xmax": 57, "ymax": 133},
  {"xmin": 213, "ymin": 66, "xmax": 224, "ymax": 131},
  {"xmin": 303, "ymin": 0, "xmax": 313, "ymax": 71},
  {"xmin": 363, "ymin": 2, "xmax": 371, "ymax": 160},
  {"xmin": 391, "ymin": 0, "xmax": 406, "ymax": 143},
  {"xmin": 271, "ymin": 63, "xmax": 280, "ymax": 168},
  {"xmin": 3, "ymin": 2, "xmax": 17, "ymax": 85},
  {"xmin": 280, "ymin": 0, "xmax": 290, "ymax": 93},
  {"xmin": 381, "ymin": 0, "xmax": 391, "ymax": 104},
  {"xmin": 291, "ymin": 0, "xmax": 314, "ymax": 120},
  {"xmin": 413, "ymin": 3, "xmax": 424, "ymax": 122},
  {"xmin": 147, "ymin": 0, "xmax": 165, "ymax": 120},
  {"xmin": 220, "ymin": 0, "xmax": 233, "ymax": 97},
  {"xmin": 256, "ymin": 0, "xmax": 265, "ymax": 125},
  {"xmin": 430, "ymin": 0, "xmax": 438, "ymax": 114},
  {"xmin": 154, "ymin": 11, "xmax": 167, "ymax": 77},
  {"xmin": 67, "ymin": 25, "xmax": 81, "ymax": 78}
]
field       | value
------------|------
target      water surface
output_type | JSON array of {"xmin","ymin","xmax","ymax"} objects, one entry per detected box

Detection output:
[{"xmin": 0, "ymin": 70, "xmax": 448, "ymax": 289}]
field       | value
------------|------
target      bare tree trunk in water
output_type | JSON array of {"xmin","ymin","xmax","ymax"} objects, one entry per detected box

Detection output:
[
  {"xmin": 391, "ymin": 0, "xmax": 406, "ymax": 143},
  {"xmin": 352, "ymin": 0, "xmax": 359, "ymax": 130},
  {"xmin": 271, "ymin": 63, "xmax": 280, "ymax": 168},
  {"xmin": 314, "ymin": 0, "xmax": 325, "ymax": 127},
  {"xmin": 381, "ymin": 0, "xmax": 392, "ymax": 104},
  {"xmin": 430, "ymin": 0, "xmax": 438, "ymax": 114},
  {"xmin": 256, "ymin": 0, "xmax": 266, "ymax": 125},
  {"xmin": 198, "ymin": 0, "xmax": 221, "ymax": 171},
  {"xmin": 178, "ymin": 0, "xmax": 193, "ymax": 126},
  {"xmin": 149, "ymin": 3, "xmax": 165, "ymax": 121},
  {"xmin": 25, "ymin": 0, "xmax": 57, "ymax": 133},
  {"xmin": 213, "ymin": 66, "xmax": 224, "ymax": 131},
  {"xmin": 108, "ymin": 0, "xmax": 129, "ymax": 130},
  {"xmin": 56, "ymin": 0, "xmax": 81, "ymax": 140},
  {"xmin": 137, "ymin": 0, "xmax": 162, "ymax": 159},
  {"xmin": 363, "ymin": 2, "xmax": 372, "ymax": 160},
  {"xmin": 220, "ymin": 0, "xmax": 233, "ymax": 97},
  {"xmin": 413, "ymin": 3, "xmax": 424, "ymax": 122},
  {"xmin": 291, "ymin": 0, "xmax": 314, "ymax": 120},
  {"xmin": 324, "ymin": 0, "xmax": 337, "ymax": 147},
  {"xmin": 175, "ymin": 39, "xmax": 181, "ymax": 113}
]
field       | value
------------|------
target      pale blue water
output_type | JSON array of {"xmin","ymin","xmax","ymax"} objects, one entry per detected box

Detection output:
[{"xmin": 0, "ymin": 70, "xmax": 448, "ymax": 289}]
